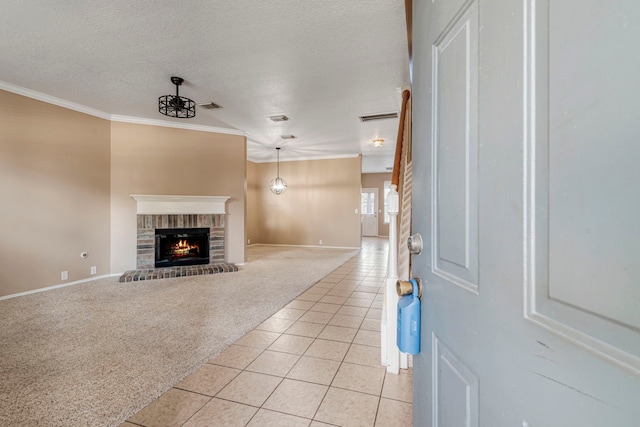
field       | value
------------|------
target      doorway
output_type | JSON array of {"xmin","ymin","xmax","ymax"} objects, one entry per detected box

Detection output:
[{"xmin": 361, "ymin": 188, "xmax": 378, "ymax": 236}]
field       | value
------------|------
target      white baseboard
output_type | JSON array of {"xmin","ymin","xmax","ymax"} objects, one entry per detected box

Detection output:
[
  {"xmin": 0, "ymin": 273, "xmax": 121, "ymax": 301},
  {"xmin": 251, "ymin": 243, "xmax": 361, "ymax": 250}
]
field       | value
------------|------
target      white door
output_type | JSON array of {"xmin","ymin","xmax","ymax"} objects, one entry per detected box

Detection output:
[
  {"xmin": 411, "ymin": 0, "xmax": 640, "ymax": 426},
  {"xmin": 361, "ymin": 188, "xmax": 378, "ymax": 236}
]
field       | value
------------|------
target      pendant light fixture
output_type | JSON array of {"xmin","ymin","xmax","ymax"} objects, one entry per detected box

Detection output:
[
  {"xmin": 158, "ymin": 77, "xmax": 196, "ymax": 118},
  {"xmin": 269, "ymin": 147, "xmax": 287, "ymax": 195}
]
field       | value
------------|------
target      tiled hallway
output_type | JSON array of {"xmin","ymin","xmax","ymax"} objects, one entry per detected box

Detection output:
[{"xmin": 120, "ymin": 237, "xmax": 413, "ymax": 427}]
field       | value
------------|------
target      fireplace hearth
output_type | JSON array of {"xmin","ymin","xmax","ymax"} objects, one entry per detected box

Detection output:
[
  {"xmin": 155, "ymin": 228, "xmax": 210, "ymax": 268},
  {"xmin": 127, "ymin": 214, "xmax": 235, "ymax": 283}
]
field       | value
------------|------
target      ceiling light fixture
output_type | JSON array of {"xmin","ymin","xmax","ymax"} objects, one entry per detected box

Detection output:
[
  {"xmin": 269, "ymin": 147, "xmax": 288, "ymax": 195},
  {"xmin": 158, "ymin": 77, "xmax": 196, "ymax": 118},
  {"xmin": 373, "ymin": 138, "xmax": 384, "ymax": 147}
]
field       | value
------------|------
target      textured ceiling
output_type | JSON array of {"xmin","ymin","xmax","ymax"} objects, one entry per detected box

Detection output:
[{"xmin": 0, "ymin": 1, "xmax": 410, "ymax": 171}]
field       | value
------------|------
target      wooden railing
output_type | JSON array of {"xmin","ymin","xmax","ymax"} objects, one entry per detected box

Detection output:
[
  {"xmin": 392, "ymin": 90, "xmax": 411, "ymax": 186},
  {"xmin": 382, "ymin": 88, "xmax": 412, "ymax": 374},
  {"xmin": 405, "ymin": 0, "xmax": 413, "ymax": 61}
]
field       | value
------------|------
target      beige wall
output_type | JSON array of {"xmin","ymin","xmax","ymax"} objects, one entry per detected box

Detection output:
[
  {"xmin": 110, "ymin": 122, "xmax": 246, "ymax": 272},
  {"xmin": 0, "ymin": 90, "xmax": 111, "ymax": 297},
  {"xmin": 0, "ymin": 88, "xmax": 361, "ymax": 297},
  {"xmin": 249, "ymin": 156, "xmax": 362, "ymax": 248},
  {"xmin": 361, "ymin": 172, "xmax": 392, "ymax": 237},
  {"xmin": 246, "ymin": 161, "xmax": 260, "ymax": 245}
]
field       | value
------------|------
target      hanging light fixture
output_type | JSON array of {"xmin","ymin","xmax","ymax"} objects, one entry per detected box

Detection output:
[
  {"xmin": 158, "ymin": 77, "xmax": 196, "ymax": 118},
  {"xmin": 269, "ymin": 147, "xmax": 288, "ymax": 195}
]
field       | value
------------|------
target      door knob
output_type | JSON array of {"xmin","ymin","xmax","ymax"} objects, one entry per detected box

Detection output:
[{"xmin": 407, "ymin": 233, "xmax": 423, "ymax": 255}]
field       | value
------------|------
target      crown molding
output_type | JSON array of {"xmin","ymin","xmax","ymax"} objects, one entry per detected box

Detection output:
[
  {"xmin": 247, "ymin": 153, "xmax": 360, "ymax": 163},
  {"xmin": 110, "ymin": 115, "xmax": 245, "ymax": 136},
  {"xmin": 0, "ymin": 80, "xmax": 111, "ymax": 120},
  {"xmin": 0, "ymin": 79, "xmax": 246, "ymax": 137}
]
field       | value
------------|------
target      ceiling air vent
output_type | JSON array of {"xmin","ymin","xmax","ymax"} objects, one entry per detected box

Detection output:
[
  {"xmin": 358, "ymin": 111, "xmax": 398, "ymax": 122},
  {"xmin": 280, "ymin": 134, "xmax": 297, "ymax": 140},
  {"xmin": 198, "ymin": 102, "xmax": 222, "ymax": 110},
  {"xmin": 269, "ymin": 114, "xmax": 290, "ymax": 122}
]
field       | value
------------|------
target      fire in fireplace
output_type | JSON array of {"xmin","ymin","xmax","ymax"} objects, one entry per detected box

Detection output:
[{"xmin": 155, "ymin": 228, "xmax": 210, "ymax": 268}]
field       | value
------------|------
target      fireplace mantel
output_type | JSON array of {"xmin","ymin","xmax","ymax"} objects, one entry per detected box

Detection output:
[{"xmin": 131, "ymin": 195, "xmax": 230, "ymax": 214}]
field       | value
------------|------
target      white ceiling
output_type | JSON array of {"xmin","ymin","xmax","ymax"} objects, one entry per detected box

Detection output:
[{"xmin": 0, "ymin": 1, "xmax": 409, "ymax": 172}]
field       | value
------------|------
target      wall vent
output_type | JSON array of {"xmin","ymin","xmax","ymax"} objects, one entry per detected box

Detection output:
[
  {"xmin": 269, "ymin": 114, "xmax": 290, "ymax": 122},
  {"xmin": 358, "ymin": 111, "xmax": 398, "ymax": 122},
  {"xmin": 198, "ymin": 102, "xmax": 222, "ymax": 109}
]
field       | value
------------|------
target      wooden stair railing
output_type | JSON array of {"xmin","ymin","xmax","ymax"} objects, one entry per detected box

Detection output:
[
  {"xmin": 381, "ymin": 89, "xmax": 412, "ymax": 374},
  {"xmin": 392, "ymin": 90, "xmax": 411, "ymax": 187}
]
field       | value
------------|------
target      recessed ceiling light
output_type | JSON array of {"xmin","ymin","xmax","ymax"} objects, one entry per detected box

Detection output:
[
  {"xmin": 269, "ymin": 114, "xmax": 290, "ymax": 122},
  {"xmin": 373, "ymin": 139, "xmax": 384, "ymax": 147}
]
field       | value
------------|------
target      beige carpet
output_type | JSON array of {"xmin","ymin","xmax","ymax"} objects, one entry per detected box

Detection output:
[{"xmin": 0, "ymin": 245, "xmax": 358, "ymax": 427}]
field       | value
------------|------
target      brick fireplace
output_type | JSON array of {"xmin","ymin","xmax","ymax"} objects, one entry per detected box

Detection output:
[
  {"xmin": 131, "ymin": 195, "xmax": 230, "ymax": 269},
  {"xmin": 136, "ymin": 214, "xmax": 224, "ymax": 269}
]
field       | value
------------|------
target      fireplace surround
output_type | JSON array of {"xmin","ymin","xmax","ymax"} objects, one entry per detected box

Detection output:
[
  {"xmin": 136, "ymin": 214, "xmax": 224, "ymax": 269},
  {"xmin": 132, "ymin": 195, "xmax": 230, "ymax": 270}
]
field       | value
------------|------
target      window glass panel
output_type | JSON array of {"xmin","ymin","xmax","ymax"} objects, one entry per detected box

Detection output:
[{"xmin": 361, "ymin": 192, "xmax": 375, "ymax": 215}]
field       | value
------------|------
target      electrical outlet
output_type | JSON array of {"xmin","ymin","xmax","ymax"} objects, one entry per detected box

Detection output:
[
  {"xmin": 61, "ymin": 271, "xmax": 68, "ymax": 281},
  {"xmin": 319, "ymin": 240, "xmax": 323, "ymax": 245},
  {"xmin": 90, "ymin": 266, "xmax": 97, "ymax": 275}
]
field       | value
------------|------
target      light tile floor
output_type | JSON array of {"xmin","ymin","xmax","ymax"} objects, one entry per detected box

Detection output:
[{"xmin": 122, "ymin": 237, "xmax": 412, "ymax": 427}]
